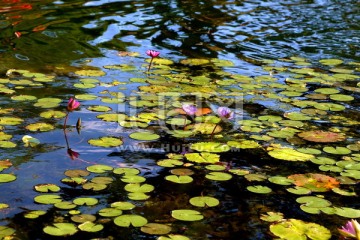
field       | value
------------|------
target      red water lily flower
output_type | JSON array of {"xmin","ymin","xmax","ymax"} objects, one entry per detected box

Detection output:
[
  {"xmin": 146, "ymin": 50, "xmax": 160, "ymax": 58},
  {"xmin": 67, "ymin": 97, "xmax": 80, "ymax": 112},
  {"xmin": 67, "ymin": 148, "xmax": 80, "ymax": 160}
]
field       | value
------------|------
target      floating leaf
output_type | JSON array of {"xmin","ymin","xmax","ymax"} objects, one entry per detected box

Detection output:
[
  {"xmin": 165, "ymin": 175, "xmax": 193, "ymax": 184},
  {"xmin": 75, "ymin": 69, "xmax": 105, "ymax": 76},
  {"xmin": 190, "ymin": 142, "xmax": 230, "ymax": 153},
  {"xmin": 205, "ymin": 172, "xmax": 232, "ymax": 181},
  {"xmin": 111, "ymin": 201, "xmax": 136, "ymax": 210},
  {"xmin": 113, "ymin": 167, "xmax": 140, "ymax": 176},
  {"xmin": 247, "ymin": 185, "xmax": 272, "ymax": 194},
  {"xmin": 288, "ymin": 173, "xmax": 339, "ymax": 192},
  {"xmin": 24, "ymin": 210, "xmax": 46, "ymax": 219},
  {"xmin": 34, "ymin": 184, "xmax": 60, "ymax": 193},
  {"xmin": 334, "ymin": 207, "xmax": 360, "ymax": 218},
  {"xmin": 298, "ymin": 131, "xmax": 345, "ymax": 142},
  {"xmin": 270, "ymin": 219, "xmax": 331, "ymax": 240},
  {"xmin": 114, "ymin": 214, "xmax": 148, "ymax": 227},
  {"xmin": 185, "ymin": 153, "xmax": 220, "ymax": 164},
  {"xmin": 0, "ymin": 173, "xmax": 16, "ymax": 183},
  {"xmin": 189, "ymin": 196, "xmax": 220, "ymax": 207},
  {"xmin": 227, "ymin": 140, "xmax": 260, "ymax": 149},
  {"xmin": 323, "ymin": 146, "xmax": 351, "ymax": 155},
  {"xmin": 158, "ymin": 234, "xmax": 190, "ymax": 240},
  {"xmin": 98, "ymin": 208, "xmax": 123, "ymax": 217},
  {"xmin": 64, "ymin": 169, "xmax": 90, "ymax": 178},
  {"xmin": 129, "ymin": 131, "xmax": 160, "ymax": 141},
  {"xmin": 34, "ymin": 194, "xmax": 62, "ymax": 204},
  {"xmin": 124, "ymin": 183, "xmax": 154, "ymax": 193},
  {"xmin": 121, "ymin": 175, "xmax": 146, "ymax": 183},
  {"xmin": 78, "ymin": 221, "xmax": 104, "ymax": 232},
  {"xmin": 268, "ymin": 147, "xmax": 314, "ymax": 161},
  {"xmin": 73, "ymin": 197, "xmax": 98, "ymax": 206},
  {"xmin": 88, "ymin": 137, "xmax": 123, "ymax": 147},
  {"xmin": 87, "ymin": 105, "xmax": 111, "ymax": 112},
  {"xmin": 26, "ymin": 122, "xmax": 55, "ymax": 132},
  {"xmin": 260, "ymin": 212, "xmax": 284, "ymax": 222},
  {"xmin": 268, "ymin": 176, "xmax": 294, "ymax": 185},
  {"xmin": 141, "ymin": 223, "xmax": 172, "ymax": 235},
  {"xmin": 0, "ymin": 117, "xmax": 24, "ymax": 125},
  {"xmin": 171, "ymin": 209, "xmax": 204, "ymax": 221},
  {"xmin": 43, "ymin": 223, "xmax": 78, "ymax": 236},
  {"xmin": 40, "ymin": 110, "xmax": 66, "ymax": 119}
]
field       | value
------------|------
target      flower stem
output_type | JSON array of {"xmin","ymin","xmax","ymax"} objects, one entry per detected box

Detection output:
[
  {"xmin": 147, "ymin": 57, "xmax": 154, "ymax": 72},
  {"xmin": 63, "ymin": 113, "xmax": 69, "ymax": 130},
  {"xmin": 210, "ymin": 123, "xmax": 218, "ymax": 140}
]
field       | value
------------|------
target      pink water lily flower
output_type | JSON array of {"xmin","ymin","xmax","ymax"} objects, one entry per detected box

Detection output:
[
  {"xmin": 339, "ymin": 219, "xmax": 360, "ymax": 239},
  {"xmin": 146, "ymin": 50, "xmax": 160, "ymax": 58},
  {"xmin": 217, "ymin": 107, "xmax": 234, "ymax": 120},
  {"xmin": 182, "ymin": 104, "xmax": 197, "ymax": 116},
  {"xmin": 67, "ymin": 97, "xmax": 80, "ymax": 112}
]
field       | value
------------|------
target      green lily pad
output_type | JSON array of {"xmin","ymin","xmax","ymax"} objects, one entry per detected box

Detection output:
[
  {"xmin": 113, "ymin": 167, "xmax": 140, "ymax": 175},
  {"xmin": 121, "ymin": 175, "xmax": 146, "ymax": 183},
  {"xmin": 297, "ymin": 148, "xmax": 322, "ymax": 155},
  {"xmin": 0, "ymin": 141, "xmax": 16, "ymax": 148},
  {"xmin": 34, "ymin": 194, "xmax": 62, "ymax": 204},
  {"xmin": 99, "ymin": 208, "xmax": 123, "ymax": 217},
  {"xmin": 268, "ymin": 147, "xmax": 314, "ymax": 161},
  {"xmin": 189, "ymin": 196, "xmax": 220, "ymax": 207},
  {"xmin": 64, "ymin": 169, "xmax": 90, "ymax": 178},
  {"xmin": 323, "ymin": 146, "xmax": 351, "ymax": 155},
  {"xmin": 25, "ymin": 122, "xmax": 55, "ymax": 132},
  {"xmin": 88, "ymin": 137, "xmax": 123, "ymax": 147},
  {"xmin": 78, "ymin": 221, "xmax": 104, "ymax": 232},
  {"xmin": 205, "ymin": 165, "xmax": 226, "ymax": 171},
  {"xmin": 97, "ymin": 113, "xmax": 127, "ymax": 122},
  {"xmin": 0, "ymin": 117, "xmax": 24, "ymax": 125},
  {"xmin": 129, "ymin": 131, "xmax": 160, "ymax": 141},
  {"xmin": 114, "ymin": 214, "xmax": 148, "ymax": 227},
  {"xmin": 158, "ymin": 235, "xmax": 190, "ymax": 240},
  {"xmin": 319, "ymin": 58, "xmax": 343, "ymax": 65},
  {"xmin": 166, "ymin": 117, "xmax": 192, "ymax": 126},
  {"xmin": 124, "ymin": 183, "xmax": 154, "ymax": 193},
  {"xmin": 43, "ymin": 223, "xmax": 78, "ymax": 236},
  {"xmin": 334, "ymin": 207, "xmax": 360, "ymax": 218},
  {"xmin": 227, "ymin": 140, "xmax": 261, "ymax": 149},
  {"xmin": 24, "ymin": 210, "xmax": 46, "ymax": 219},
  {"xmin": 286, "ymin": 186, "xmax": 312, "ymax": 195},
  {"xmin": 330, "ymin": 94, "xmax": 354, "ymax": 101},
  {"xmin": 284, "ymin": 112, "xmax": 312, "ymax": 121},
  {"xmin": 314, "ymin": 103, "xmax": 345, "ymax": 111},
  {"xmin": 171, "ymin": 209, "xmax": 204, "ymax": 221},
  {"xmin": 73, "ymin": 197, "xmax": 98, "ymax": 206},
  {"xmin": 86, "ymin": 164, "xmax": 113, "ymax": 173},
  {"xmin": 157, "ymin": 159, "xmax": 184, "ymax": 167},
  {"xmin": 111, "ymin": 201, "xmax": 136, "ymax": 210},
  {"xmin": 40, "ymin": 110, "xmax": 66, "ymax": 119},
  {"xmin": 270, "ymin": 219, "xmax": 331, "ymax": 240},
  {"xmin": 0, "ymin": 173, "xmax": 16, "ymax": 183},
  {"xmin": 260, "ymin": 212, "xmax": 284, "ymax": 222},
  {"xmin": 75, "ymin": 94, "xmax": 98, "ymax": 100},
  {"xmin": 128, "ymin": 192, "xmax": 150, "ymax": 200},
  {"xmin": 296, "ymin": 196, "xmax": 332, "ymax": 208},
  {"xmin": 247, "ymin": 185, "xmax": 272, "ymax": 194},
  {"xmin": 268, "ymin": 176, "xmax": 294, "ymax": 185},
  {"xmin": 205, "ymin": 172, "xmax": 232, "ymax": 181},
  {"xmin": 82, "ymin": 182, "xmax": 107, "ymax": 191},
  {"xmin": 141, "ymin": 223, "xmax": 172, "ymax": 235},
  {"xmin": 165, "ymin": 175, "xmax": 193, "ymax": 184},
  {"xmin": 11, "ymin": 94, "xmax": 37, "ymax": 101},
  {"xmin": 34, "ymin": 183, "xmax": 60, "ymax": 193},
  {"xmin": 75, "ymin": 69, "xmax": 106, "ymax": 76},
  {"xmin": 54, "ymin": 201, "xmax": 77, "ymax": 210},
  {"xmin": 185, "ymin": 153, "xmax": 220, "ymax": 164},
  {"xmin": 87, "ymin": 105, "xmax": 111, "ymax": 112},
  {"xmin": 71, "ymin": 214, "xmax": 96, "ymax": 223},
  {"xmin": 180, "ymin": 58, "xmax": 210, "ymax": 66},
  {"xmin": 190, "ymin": 142, "xmax": 230, "ymax": 152}
]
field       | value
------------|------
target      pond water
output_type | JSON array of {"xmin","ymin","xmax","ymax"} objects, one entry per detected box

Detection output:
[{"xmin": 0, "ymin": 0, "xmax": 359, "ymax": 239}]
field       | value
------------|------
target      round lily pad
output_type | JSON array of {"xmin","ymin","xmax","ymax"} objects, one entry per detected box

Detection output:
[
  {"xmin": 0, "ymin": 174, "xmax": 16, "ymax": 183},
  {"xmin": 87, "ymin": 164, "xmax": 113, "ymax": 173},
  {"xmin": 43, "ymin": 223, "xmax": 78, "ymax": 236},
  {"xmin": 247, "ymin": 185, "xmax": 272, "ymax": 194},
  {"xmin": 189, "ymin": 196, "xmax": 220, "ymax": 207},
  {"xmin": 88, "ymin": 137, "xmax": 123, "ymax": 147},
  {"xmin": 111, "ymin": 201, "xmax": 136, "ymax": 210},
  {"xmin": 71, "ymin": 214, "xmax": 96, "ymax": 223},
  {"xmin": 171, "ymin": 209, "xmax": 204, "ymax": 221},
  {"xmin": 98, "ymin": 208, "xmax": 123, "ymax": 217},
  {"xmin": 190, "ymin": 142, "xmax": 230, "ymax": 153},
  {"xmin": 298, "ymin": 131, "xmax": 345, "ymax": 142},
  {"xmin": 26, "ymin": 122, "xmax": 55, "ymax": 132},
  {"xmin": 34, "ymin": 183, "xmax": 60, "ymax": 193},
  {"xmin": 141, "ymin": 223, "xmax": 172, "ymax": 235},
  {"xmin": 165, "ymin": 175, "xmax": 193, "ymax": 184},
  {"xmin": 78, "ymin": 221, "xmax": 103, "ymax": 232},
  {"xmin": 323, "ymin": 146, "xmax": 351, "ymax": 155},
  {"xmin": 268, "ymin": 148, "xmax": 314, "ymax": 161},
  {"xmin": 73, "ymin": 197, "xmax": 98, "ymax": 206},
  {"xmin": 129, "ymin": 131, "xmax": 160, "ymax": 141},
  {"xmin": 114, "ymin": 214, "xmax": 148, "ymax": 227},
  {"xmin": 87, "ymin": 105, "xmax": 111, "ymax": 112},
  {"xmin": 54, "ymin": 201, "xmax": 77, "ymax": 210},
  {"xmin": 205, "ymin": 172, "xmax": 232, "ymax": 181},
  {"xmin": 34, "ymin": 194, "xmax": 62, "ymax": 204}
]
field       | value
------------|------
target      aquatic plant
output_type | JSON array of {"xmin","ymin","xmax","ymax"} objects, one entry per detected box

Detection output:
[
  {"xmin": 182, "ymin": 104, "xmax": 197, "ymax": 116},
  {"xmin": 146, "ymin": 50, "xmax": 160, "ymax": 72},
  {"xmin": 67, "ymin": 97, "xmax": 80, "ymax": 112},
  {"xmin": 339, "ymin": 220, "xmax": 360, "ymax": 239}
]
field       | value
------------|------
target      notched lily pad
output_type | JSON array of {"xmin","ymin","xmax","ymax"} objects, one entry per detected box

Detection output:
[{"xmin": 298, "ymin": 130, "xmax": 345, "ymax": 142}]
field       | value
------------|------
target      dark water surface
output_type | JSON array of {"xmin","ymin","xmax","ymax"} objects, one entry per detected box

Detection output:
[{"xmin": 0, "ymin": 0, "xmax": 359, "ymax": 239}]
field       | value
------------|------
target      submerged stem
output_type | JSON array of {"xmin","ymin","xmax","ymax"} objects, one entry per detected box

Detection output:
[{"xmin": 210, "ymin": 123, "xmax": 218, "ymax": 140}]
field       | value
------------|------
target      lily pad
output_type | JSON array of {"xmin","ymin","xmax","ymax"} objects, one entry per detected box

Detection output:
[
  {"xmin": 298, "ymin": 130, "xmax": 345, "ymax": 142},
  {"xmin": 270, "ymin": 219, "xmax": 331, "ymax": 240},
  {"xmin": 205, "ymin": 172, "xmax": 232, "ymax": 181},
  {"xmin": 247, "ymin": 185, "xmax": 272, "ymax": 194},
  {"xmin": 34, "ymin": 194, "xmax": 62, "ymax": 204},
  {"xmin": 171, "ymin": 209, "xmax": 204, "ymax": 221},
  {"xmin": 189, "ymin": 196, "xmax": 220, "ymax": 207},
  {"xmin": 129, "ymin": 131, "xmax": 160, "ymax": 141},
  {"xmin": 190, "ymin": 142, "xmax": 230, "ymax": 153},
  {"xmin": 323, "ymin": 146, "xmax": 351, "ymax": 155},
  {"xmin": 141, "ymin": 223, "xmax": 172, "ymax": 235},
  {"xmin": 260, "ymin": 212, "xmax": 284, "ymax": 222},
  {"xmin": 268, "ymin": 147, "xmax": 314, "ymax": 161},
  {"xmin": 288, "ymin": 173, "xmax": 339, "ymax": 191},
  {"xmin": 185, "ymin": 153, "xmax": 220, "ymax": 164},
  {"xmin": 88, "ymin": 137, "xmax": 123, "ymax": 147},
  {"xmin": 73, "ymin": 197, "xmax": 98, "ymax": 206},
  {"xmin": 114, "ymin": 214, "xmax": 148, "ymax": 227},
  {"xmin": 43, "ymin": 223, "xmax": 78, "ymax": 236},
  {"xmin": 165, "ymin": 175, "xmax": 193, "ymax": 184},
  {"xmin": 78, "ymin": 221, "xmax": 104, "ymax": 232},
  {"xmin": 26, "ymin": 122, "xmax": 55, "ymax": 132}
]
